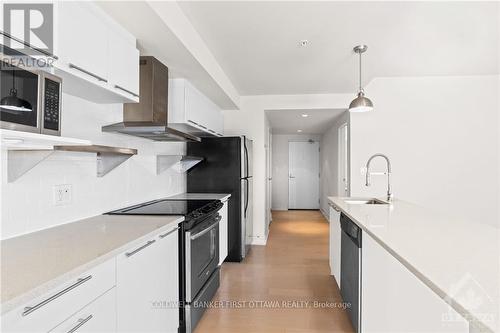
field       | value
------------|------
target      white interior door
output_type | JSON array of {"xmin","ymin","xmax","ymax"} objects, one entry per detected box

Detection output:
[
  {"xmin": 338, "ymin": 123, "xmax": 349, "ymax": 197},
  {"xmin": 288, "ymin": 141, "xmax": 320, "ymax": 209}
]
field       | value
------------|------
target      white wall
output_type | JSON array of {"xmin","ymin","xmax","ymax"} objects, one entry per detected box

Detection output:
[
  {"xmin": 1, "ymin": 94, "xmax": 186, "ymax": 239},
  {"xmin": 319, "ymin": 112, "xmax": 349, "ymax": 216},
  {"xmin": 223, "ymin": 93, "xmax": 351, "ymax": 244},
  {"xmin": 271, "ymin": 134, "xmax": 321, "ymax": 210},
  {"xmin": 350, "ymin": 75, "xmax": 499, "ymax": 227}
]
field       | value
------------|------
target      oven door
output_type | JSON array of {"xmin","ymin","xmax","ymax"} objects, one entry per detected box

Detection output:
[
  {"xmin": 0, "ymin": 57, "xmax": 42, "ymax": 133},
  {"xmin": 185, "ymin": 213, "xmax": 220, "ymax": 302}
]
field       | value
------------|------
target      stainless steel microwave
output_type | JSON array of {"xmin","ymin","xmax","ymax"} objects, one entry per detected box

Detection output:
[{"xmin": 0, "ymin": 54, "xmax": 62, "ymax": 136}]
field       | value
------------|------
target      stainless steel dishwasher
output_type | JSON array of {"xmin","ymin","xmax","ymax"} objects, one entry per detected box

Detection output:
[{"xmin": 340, "ymin": 213, "xmax": 362, "ymax": 333}]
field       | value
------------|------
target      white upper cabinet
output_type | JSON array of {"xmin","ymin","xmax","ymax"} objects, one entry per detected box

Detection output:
[
  {"xmin": 58, "ymin": 2, "xmax": 108, "ymax": 83},
  {"xmin": 107, "ymin": 25, "xmax": 140, "ymax": 98},
  {"xmin": 53, "ymin": 1, "xmax": 139, "ymax": 104},
  {"xmin": 169, "ymin": 79, "xmax": 224, "ymax": 137}
]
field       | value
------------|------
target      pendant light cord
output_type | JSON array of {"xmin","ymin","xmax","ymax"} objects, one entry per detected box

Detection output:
[
  {"xmin": 359, "ymin": 51, "xmax": 362, "ymax": 92},
  {"xmin": 11, "ymin": 69, "xmax": 17, "ymax": 93}
]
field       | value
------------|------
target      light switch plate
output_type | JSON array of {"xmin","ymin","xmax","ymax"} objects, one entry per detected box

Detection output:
[{"xmin": 53, "ymin": 184, "xmax": 72, "ymax": 206}]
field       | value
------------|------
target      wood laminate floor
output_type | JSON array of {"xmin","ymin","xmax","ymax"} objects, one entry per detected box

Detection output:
[{"xmin": 195, "ymin": 210, "xmax": 355, "ymax": 333}]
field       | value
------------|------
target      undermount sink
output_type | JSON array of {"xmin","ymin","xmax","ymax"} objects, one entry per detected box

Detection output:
[{"xmin": 343, "ymin": 198, "xmax": 389, "ymax": 205}]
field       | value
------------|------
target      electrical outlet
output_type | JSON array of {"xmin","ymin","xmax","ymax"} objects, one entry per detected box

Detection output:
[{"xmin": 53, "ymin": 184, "xmax": 72, "ymax": 206}]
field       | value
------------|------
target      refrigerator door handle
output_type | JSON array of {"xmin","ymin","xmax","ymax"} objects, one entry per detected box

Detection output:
[
  {"xmin": 244, "ymin": 178, "xmax": 249, "ymax": 218},
  {"xmin": 243, "ymin": 136, "xmax": 249, "ymax": 179}
]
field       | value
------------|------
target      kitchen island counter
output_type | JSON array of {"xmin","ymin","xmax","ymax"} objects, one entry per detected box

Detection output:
[{"xmin": 328, "ymin": 197, "xmax": 499, "ymax": 333}]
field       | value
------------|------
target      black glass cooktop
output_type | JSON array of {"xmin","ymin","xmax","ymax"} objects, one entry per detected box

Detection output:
[{"xmin": 107, "ymin": 199, "xmax": 215, "ymax": 216}]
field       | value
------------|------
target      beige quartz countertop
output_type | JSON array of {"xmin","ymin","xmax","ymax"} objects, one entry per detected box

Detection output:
[
  {"xmin": 1, "ymin": 214, "xmax": 183, "ymax": 314},
  {"xmin": 328, "ymin": 197, "xmax": 500, "ymax": 333}
]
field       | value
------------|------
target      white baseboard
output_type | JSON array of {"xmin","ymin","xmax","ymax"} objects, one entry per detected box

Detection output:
[
  {"xmin": 250, "ymin": 232, "xmax": 269, "ymax": 246},
  {"xmin": 320, "ymin": 208, "xmax": 329, "ymax": 221}
]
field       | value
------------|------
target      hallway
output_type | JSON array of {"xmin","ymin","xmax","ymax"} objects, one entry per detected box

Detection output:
[{"xmin": 195, "ymin": 210, "xmax": 354, "ymax": 333}]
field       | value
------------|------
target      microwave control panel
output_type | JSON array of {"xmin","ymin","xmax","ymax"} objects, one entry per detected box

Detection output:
[{"xmin": 43, "ymin": 78, "xmax": 61, "ymax": 131}]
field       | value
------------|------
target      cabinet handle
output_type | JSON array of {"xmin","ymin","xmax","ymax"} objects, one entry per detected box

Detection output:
[
  {"xmin": 0, "ymin": 31, "xmax": 58, "ymax": 59},
  {"xmin": 332, "ymin": 205, "xmax": 341, "ymax": 212},
  {"xmin": 188, "ymin": 120, "xmax": 199, "ymax": 126},
  {"xmin": 69, "ymin": 63, "xmax": 108, "ymax": 82},
  {"xmin": 125, "ymin": 240, "xmax": 156, "ymax": 257},
  {"xmin": 159, "ymin": 227, "xmax": 179, "ymax": 239},
  {"xmin": 114, "ymin": 85, "xmax": 139, "ymax": 98},
  {"xmin": 66, "ymin": 315, "xmax": 93, "ymax": 333},
  {"xmin": 22, "ymin": 275, "xmax": 93, "ymax": 316}
]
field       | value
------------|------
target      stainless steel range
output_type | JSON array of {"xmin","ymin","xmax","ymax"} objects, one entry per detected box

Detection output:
[{"xmin": 107, "ymin": 198, "xmax": 223, "ymax": 333}]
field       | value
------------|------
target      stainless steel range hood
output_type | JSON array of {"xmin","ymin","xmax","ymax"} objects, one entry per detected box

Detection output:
[{"xmin": 102, "ymin": 56, "xmax": 201, "ymax": 142}]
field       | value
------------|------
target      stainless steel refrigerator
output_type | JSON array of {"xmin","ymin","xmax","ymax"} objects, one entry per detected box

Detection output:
[{"xmin": 187, "ymin": 136, "xmax": 253, "ymax": 262}]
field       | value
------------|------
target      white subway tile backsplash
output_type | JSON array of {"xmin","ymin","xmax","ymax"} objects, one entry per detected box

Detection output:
[{"xmin": 1, "ymin": 94, "xmax": 186, "ymax": 239}]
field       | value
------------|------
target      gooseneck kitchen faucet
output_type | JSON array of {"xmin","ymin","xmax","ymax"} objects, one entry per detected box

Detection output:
[{"xmin": 365, "ymin": 154, "xmax": 393, "ymax": 201}]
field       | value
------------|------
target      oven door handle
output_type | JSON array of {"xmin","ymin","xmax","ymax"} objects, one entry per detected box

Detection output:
[{"xmin": 190, "ymin": 216, "xmax": 221, "ymax": 240}]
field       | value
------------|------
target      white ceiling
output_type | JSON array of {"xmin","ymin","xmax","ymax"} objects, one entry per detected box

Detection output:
[
  {"xmin": 96, "ymin": 1, "xmax": 239, "ymax": 109},
  {"xmin": 266, "ymin": 109, "xmax": 346, "ymax": 134},
  {"xmin": 179, "ymin": 1, "xmax": 499, "ymax": 96}
]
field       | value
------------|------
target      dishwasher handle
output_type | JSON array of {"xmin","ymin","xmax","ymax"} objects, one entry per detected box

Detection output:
[{"xmin": 340, "ymin": 213, "xmax": 362, "ymax": 248}]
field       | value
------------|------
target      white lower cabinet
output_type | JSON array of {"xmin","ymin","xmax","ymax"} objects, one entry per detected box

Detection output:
[
  {"xmin": 50, "ymin": 288, "xmax": 116, "ymax": 333},
  {"xmin": 329, "ymin": 205, "xmax": 341, "ymax": 286},
  {"xmin": 116, "ymin": 227, "xmax": 179, "ymax": 333},
  {"xmin": 219, "ymin": 199, "xmax": 229, "ymax": 265},
  {"xmin": 2, "ymin": 259, "xmax": 116, "ymax": 333},
  {"xmin": 362, "ymin": 233, "xmax": 469, "ymax": 333}
]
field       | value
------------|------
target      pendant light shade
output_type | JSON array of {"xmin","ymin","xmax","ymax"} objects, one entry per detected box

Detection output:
[
  {"xmin": 349, "ymin": 90, "xmax": 373, "ymax": 113},
  {"xmin": 349, "ymin": 45, "xmax": 373, "ymax": 113}
]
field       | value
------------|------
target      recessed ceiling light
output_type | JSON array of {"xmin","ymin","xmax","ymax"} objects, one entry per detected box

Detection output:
[
  {"xmin": 297, "ymin": 129, "xmax": 303, "ymax": 133},
  {"xmin": 301, "ymin": 114, "xmax": 309, "ymax": 118},
  {"xmin": 298, "ymin": 40, "xmax": 309, "ymax": 47}
]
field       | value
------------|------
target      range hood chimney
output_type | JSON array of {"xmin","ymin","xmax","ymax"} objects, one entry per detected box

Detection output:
[{"xmin": 102, "ymin": 56, "xmax": 201, "ymax": 142}]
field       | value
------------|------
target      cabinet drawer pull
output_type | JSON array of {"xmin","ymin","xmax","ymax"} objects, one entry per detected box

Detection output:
[
  {"xmin": 188, "ymin": 120, "xmax": 199, "ymax": 126},
  {"xmin": 114, "ymin": 85, "xmax": 139, "ymax": 98},
  {"xmin": 66, "ymin": 314, "xmax": 93, "ymax": 333},
  {"xmin": 159, "ymin": 227, "xmax": 179, "ymax": 238},
  {"xmin": 69, "ymin": 63, "xmax": 107, "ymax": 82},
  {"xmin": 125, "ymin": 240, "xmax": 156, "ymax": 257},
  {"xmin": 22, "ymin": 275, "xmax": 93, "ymax": 316},
  {"xmin": 208, "ymin": 129, "xmax": 216, "ymax": 134},
  {"xmin": 332, "ymin": 205, "xmax": 341, "ymax": 212}
]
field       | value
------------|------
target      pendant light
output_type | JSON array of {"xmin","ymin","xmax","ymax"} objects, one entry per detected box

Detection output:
[
  {"xmin": 349, "ymin": 45, "xmax": 373, "ymax": 113},
  {"xmin": 0, "ymin": 70, "xmax": 33, "ymax": 113}
]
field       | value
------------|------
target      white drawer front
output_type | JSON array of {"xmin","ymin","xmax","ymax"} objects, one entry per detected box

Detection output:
[
  {"xmin": 50, "ymin": 288, "xmax": 116, "ymax": 333},
  {"xmin": 2, "ymin": 260, "xmax": 116, "ymax": 333}
]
